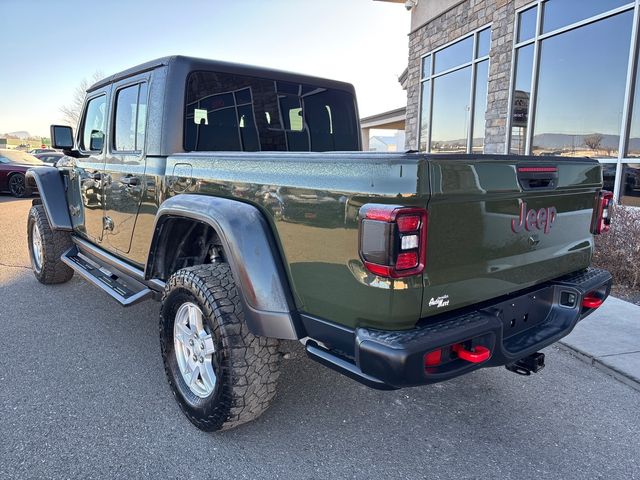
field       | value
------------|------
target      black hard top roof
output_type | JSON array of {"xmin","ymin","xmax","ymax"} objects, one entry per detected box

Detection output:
[{"xmin": 88, "ymin": 55, "xmax": 355, "ymax": 94}]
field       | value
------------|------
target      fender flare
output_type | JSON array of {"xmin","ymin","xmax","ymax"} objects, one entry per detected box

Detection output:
[
  {"xmin": 147, "ymin": 194, "xmax": 303, "ymax": 340},
  {"xmin": 25, "ymin": 167, "xmax": 72, "ymax": 231}
]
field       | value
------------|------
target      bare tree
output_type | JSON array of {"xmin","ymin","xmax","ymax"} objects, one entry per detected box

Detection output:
[
  {"xmin": 60, "ymin": 71, "xmax": 104, "ymax": 128},
  {"xmin": 584, "ymin": 133, "xmax": 604, "ymax": 154}
]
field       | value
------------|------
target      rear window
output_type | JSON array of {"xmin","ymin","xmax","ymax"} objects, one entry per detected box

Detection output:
[{"xmin": 184, "ymin": 71, "xmax": 359, "ymax": 152}]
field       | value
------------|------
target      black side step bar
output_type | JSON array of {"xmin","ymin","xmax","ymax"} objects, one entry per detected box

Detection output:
[
  {"xmin": 305, "ymin": 340, "xmax": 396, "ymax": 391},
  {"xmin": 61, "ymin": 238, "xmax": 164, "ymax": 306}
]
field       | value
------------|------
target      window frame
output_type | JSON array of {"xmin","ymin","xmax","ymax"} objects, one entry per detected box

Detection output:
[
  {"xmin": 506, "ymin": 0, "xmax": 639, "ymax": 204},
  {"xmin": 417, "ymin": 24, "xmax": 492, "ymax": 153},
  {"xmin": 78, "ymin": 93, "xmax": 108, "ymax": 155},
  {"xmin": 111, "ymin": 80, "xmax": 149, "ymax": 154}
]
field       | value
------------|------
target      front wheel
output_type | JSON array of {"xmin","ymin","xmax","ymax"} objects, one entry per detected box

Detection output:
[
  {"xmin": 27, "ymin": 205, "xmax": 74, "ymax": 284},
  {"xmin": 9, "ymin": 173, "xmax": 29, "ymax": 197},
  {"xmin": 160, "ymin": 263, "xmax": 280, "ymax": 431}
]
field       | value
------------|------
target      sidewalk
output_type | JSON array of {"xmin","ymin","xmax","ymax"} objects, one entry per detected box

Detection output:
[{"xmin": 560, "ymin": 296, "xmax": 640, "ymax": 391}]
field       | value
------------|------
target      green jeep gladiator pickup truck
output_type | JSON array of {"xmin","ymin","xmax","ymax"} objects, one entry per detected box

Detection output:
[{"xmin": 27, "ymin": 56, "xmax": 613, "ymax": 431}]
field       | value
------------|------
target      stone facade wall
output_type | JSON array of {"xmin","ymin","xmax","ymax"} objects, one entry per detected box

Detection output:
[{"xmin": 405, "ymin": 0, "xmax": 526, "ymax": 154}]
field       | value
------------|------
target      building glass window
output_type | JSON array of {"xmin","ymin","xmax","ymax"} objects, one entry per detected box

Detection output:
[
  {"xmin": 510, "ymin": 44, "xmax": 534, "ymax": 154},
  {"xmin": 477, "ymin": 28, "xmax": 492, "ymax": 58},
  {"xmin": 418, "ymin": 26, "xmax": 491, "ymax": 153},
  {"xmin": 627, "ymin": 55, "xmax": 640, "ymax": 158},
  {"xmin": 472, "ymin": 60, "xmax": 489, "ymax": 153},
  {"xmin": 542, "ymin": 0, "xmax": 631, "ymax": 34},
  {"xmin": 434, "ymin": 36, "xmax": 474, "ymax": 74},
  {"xmin": 620, "ymin": 163, "xmax": 640, "ymax": 206},
  {"xmin": 509, "ymin": 0, "xmax": 640, "ymax": 204},
  {"xmin": 418, "ymin": 80, "xmax": 430, "ymax": 152},
  {"xmin": 532, "ymin": 10, "xmax": 633, "ymax": 157},
  {"xmin": 431, "ymin": 67, "xmax": 472, "ymax": 152},
  {"xmin": 518, "ymin": 6, "xmax": 537, "ymax": 42}
]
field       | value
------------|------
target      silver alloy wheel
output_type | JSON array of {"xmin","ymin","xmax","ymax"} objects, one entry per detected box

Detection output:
[
  {"xmin": 173, "ymin": 302, "xmax": 217, "ymax": 398},
  {"xmin": 31, "ymin": 222, "xmax": 43, "ymax": 271}
]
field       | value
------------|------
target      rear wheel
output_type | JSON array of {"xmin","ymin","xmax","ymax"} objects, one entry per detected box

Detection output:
[
  {"xmin": 160, "ymin": 263, "xmax": 280, "ymax": 431},
  {"xmin": 9, "ymin": 173, "xmax": 29, "ymax": 198},
  {"xmin": 27, "ymin": 205, "xmax": 74, "ymax": 284}
]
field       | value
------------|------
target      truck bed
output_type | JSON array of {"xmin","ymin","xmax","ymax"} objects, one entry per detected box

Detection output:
[{"xmin": 161, "ymin": 151, "xmax": 601, "ymax": 331}]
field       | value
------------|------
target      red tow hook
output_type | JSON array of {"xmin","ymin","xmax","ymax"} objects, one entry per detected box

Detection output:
[
  {"xmin": 452, "ymin": 344, "xmax": 491, "ymax": 363},
  {"xmin": 582, "ymin": 294, "xmax": 604, "ymax": 309}
]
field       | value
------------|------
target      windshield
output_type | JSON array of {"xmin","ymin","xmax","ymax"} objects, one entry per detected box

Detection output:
[
  {"xmin": 184, "ymin": 71, "xmax": 359, "ymax": 152},
  {"xmin": 0, "ymin": 149, "xmax": 44, "ymax": 165}
]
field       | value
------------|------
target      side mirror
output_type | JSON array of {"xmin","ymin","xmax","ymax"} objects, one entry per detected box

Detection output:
[
  {"xmin": 89, "ymin": 130, "xmax": 104, "ymax": 152},
  {"xmin": 50, "ymin": 125, "xmax": 74, "ymax": 150}
]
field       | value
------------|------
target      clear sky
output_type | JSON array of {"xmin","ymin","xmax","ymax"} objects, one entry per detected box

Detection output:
[{"xmin": 0, "ymin": 0, "xmax": 409, "ymax": 137}]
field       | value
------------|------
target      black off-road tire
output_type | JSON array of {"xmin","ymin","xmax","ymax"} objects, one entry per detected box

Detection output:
[
  {"xmin": 160, "ymin": 263, "xmax": 280, "ymax": 431},
  {"xmin": 27, "ymin": 204, "xmax": 74, "ymax": 284}
]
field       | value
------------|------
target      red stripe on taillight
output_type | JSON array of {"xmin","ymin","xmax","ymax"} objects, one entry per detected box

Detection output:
[
  {"xmin": 396, "ymin": 214, "xmax": 421, "ymax": 233},
  {"xmin": 364, "ymin": 208, "xmax": 395, "ymax": 222},
  {"xmin": 395, "ymin": 252, "xmax": 419, "ymax": 270},
  {"xmin": 517, "ymin": 167, "xmax": 558, "ymax": 173}
]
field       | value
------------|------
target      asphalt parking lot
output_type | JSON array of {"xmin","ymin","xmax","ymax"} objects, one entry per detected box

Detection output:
[{"xmin": 1, "ymin": 196, "xmax": 639, "ymax": 480}]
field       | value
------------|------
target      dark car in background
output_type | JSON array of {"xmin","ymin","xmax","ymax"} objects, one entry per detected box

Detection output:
[
  {"xmin": 34, "ymin": 152, "xmax": 64, "ymax": 166},
  {"xmin": 28, "ymin": 148, "xmax": 56, "ymax": 155},
  {"xmin": 0, "ymin": 149, "xmax": 43, "ymax": 197}
]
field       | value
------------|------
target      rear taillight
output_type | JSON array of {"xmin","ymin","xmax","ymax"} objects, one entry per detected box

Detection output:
[
  {"xmin": 358, "ymin": 204, "xmax": 427, "ymax": 278},
  {"xmin": 591, "ymin": 190, "xmax": 614, "ymax": 235}
]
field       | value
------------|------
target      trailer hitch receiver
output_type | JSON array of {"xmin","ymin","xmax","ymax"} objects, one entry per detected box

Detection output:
[{"xmin": 505, "ymin": 352, "xmax": 545, "ymax": 376}]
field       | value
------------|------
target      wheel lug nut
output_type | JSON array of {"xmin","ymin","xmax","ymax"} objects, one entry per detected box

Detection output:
[
  {"xmin": 192, "ymin": 355, "xmax": 197, "ymax": 361},
  {"xmin": 199, "ymin": 356, "xmax": 204, "ymax": 363},
  {"xmin": 189, "ymin": 339, "xmax": 194, "ymax": 346},
  {"xmin": 200, "ymin": 342, "xmax": 205, "ymax": 350}
]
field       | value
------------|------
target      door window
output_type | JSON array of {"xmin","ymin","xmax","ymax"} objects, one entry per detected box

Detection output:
[
  {"xmin": 81, "ymin": 95, "xmax": 107, "ymax": 152},
  {"xmin": 113, "ymin": 83, "xmax": 148, "ymax": 152}
]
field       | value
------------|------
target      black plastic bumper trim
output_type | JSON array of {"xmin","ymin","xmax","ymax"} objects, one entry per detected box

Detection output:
[{"xmin": 303, "ymin": 267, "xmax": 613, "ymax": 389}]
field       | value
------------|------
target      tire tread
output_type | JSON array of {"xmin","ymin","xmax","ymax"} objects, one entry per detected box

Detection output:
[
  {"xmin": 28, "ymin": 205, "xmax": 74, "ymax": 284},
  {"xmin": 160, "ymin": 263, "xmax": 280, "ymax": 431}
]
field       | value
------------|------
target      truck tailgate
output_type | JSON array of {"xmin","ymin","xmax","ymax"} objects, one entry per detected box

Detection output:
[{"xmin": 422, "ymin": 156, "xmax": 601, "ymax": 319}]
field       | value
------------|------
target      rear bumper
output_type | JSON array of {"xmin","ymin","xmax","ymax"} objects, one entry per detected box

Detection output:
[{"xmin": 304, "ymin": 267, "xmax": 612, "ymax": 389}]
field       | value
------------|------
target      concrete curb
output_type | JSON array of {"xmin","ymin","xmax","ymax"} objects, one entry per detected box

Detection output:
[
  {"xmin": 556, "ymin": 295, "xmax": 640, "ymax": 392},
  {"xmin": 558, "ymin": 342, "xmax": 640, "ymax": 392}
]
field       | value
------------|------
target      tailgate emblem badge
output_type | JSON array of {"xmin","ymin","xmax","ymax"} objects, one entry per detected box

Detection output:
[
  {"xmin": 428, "ymin": 295, "xmax": 450, "ymax": 308},
  {"xmin": 512, "ymin": 202, "xmax": 557, "ymax": 234}
]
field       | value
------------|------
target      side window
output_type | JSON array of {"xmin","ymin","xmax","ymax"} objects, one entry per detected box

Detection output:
[
  {"xmin": 114, "ymin": 83, "xmax": 148, "ymax": 152},
  {"xmin": 81, "ymin": 95, "xmax": 107, "ymax": 152}
]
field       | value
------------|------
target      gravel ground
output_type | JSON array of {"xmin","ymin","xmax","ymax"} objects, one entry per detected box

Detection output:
[{"xmin": 1, "ymin": 196, "xmax": 639, "ymax": 480}]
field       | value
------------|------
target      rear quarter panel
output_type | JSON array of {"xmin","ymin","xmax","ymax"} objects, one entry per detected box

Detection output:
[{"xmin": 165, "ymin": 152, "xmax": 430, "ymax": 330}]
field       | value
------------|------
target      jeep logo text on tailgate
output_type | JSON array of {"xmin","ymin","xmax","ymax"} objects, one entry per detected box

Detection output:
[{"xmin": 511, "ymin": 202, "xmax": 557, "ymax": 234}]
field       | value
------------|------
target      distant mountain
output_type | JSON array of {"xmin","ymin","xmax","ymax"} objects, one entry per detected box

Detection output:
[
  {"xmin": 532, "ymin": 133, "xmax": 640, "ymax": 152},
  {"xmin": 5, "ymin": 131, "xmax": 30, "ymax": 139}
]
